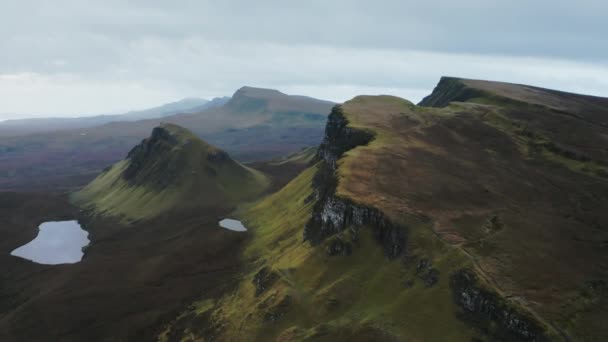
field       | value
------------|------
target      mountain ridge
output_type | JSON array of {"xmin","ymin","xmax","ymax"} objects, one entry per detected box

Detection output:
[
  {"xmin": 160, "ymin": 77, "xmax": 608, "ymax": 341},
  {"xmin": 0, "ymin": 87, "xmax": 334, "ymax": 191},
  {"xmin": 72, "ymin": 123, "xmax": 269, "ymax": 221},
  {"xmin": 0, "ymin": 97, "xmax": 227, "ymax": 136}
]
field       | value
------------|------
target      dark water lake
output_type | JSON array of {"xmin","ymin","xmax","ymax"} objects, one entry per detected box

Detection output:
[
  {"xmin": 219, "ymin": 218, "xmax": 248, "ymax": 232},
  {"xmin": 10, "ymin": 220, "xmax": 90, "ymax": 265}
]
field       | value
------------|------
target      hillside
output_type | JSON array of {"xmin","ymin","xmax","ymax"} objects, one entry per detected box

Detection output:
[
  {"xmin": 0, "ymin": 122, "xmax": 320, "ymax": 341},
  {"xmin": 73, "ymin": 123, "xmax": 268, "ymax": 221},
  {"xmin": 160, "ymin": 78, "xmax": 608, "ymax": 341},
  {"xmin": 0, "ymin": 87, "xmax": 333, "ymax": 191}
]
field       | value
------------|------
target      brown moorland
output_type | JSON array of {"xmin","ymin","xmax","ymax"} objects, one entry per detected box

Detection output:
[{"xmin": 163, "ymin": 77, "xmax": 608, "ymax": 341}]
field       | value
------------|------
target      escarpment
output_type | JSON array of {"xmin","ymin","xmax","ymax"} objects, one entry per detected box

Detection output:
[
  {"xmin": 160, "ymin": 79, "xmax": 608, "ymax": 342},
  {"xmin": 451, "ymin": 269, "xmax": 552, "ymax": 342},
  {"xmin": 418, "ymin": 76, "xmax": 487, "ymax": 107},
  {"xmin": 304, "ymin": 106, "xmax": 406, "ymax": 259}
]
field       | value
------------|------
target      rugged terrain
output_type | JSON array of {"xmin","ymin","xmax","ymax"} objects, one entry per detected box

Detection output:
[
  {"xmin": 160, "ymin": 78, "xmax": 608, "ymax": 341},
  {"xmin": 0, "ymin": 123, "xmax": 317, "ymax": 342},
  {"xmin": 73, "ymin": 123, "xmax": 268, "ymax": 221},
  {"xmin": 0, "ymin": 87, "xmax": 333, "ymax": 191},
  {"xmin": 2, "ymin": 77, "xmax": 607, "ymax": 341}
]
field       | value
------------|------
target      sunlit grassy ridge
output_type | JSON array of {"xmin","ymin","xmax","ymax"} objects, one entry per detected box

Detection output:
[{"xmin": 72, "ymin": 123, "xmax": 269, "ymax": 221}]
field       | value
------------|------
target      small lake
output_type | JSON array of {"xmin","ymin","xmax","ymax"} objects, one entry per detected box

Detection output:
[
  {"xmin": 219, "ymin": 218, "xmax": 248, "ymax": 232},
  {"xmin": 10, "ymin": 220, "xmax": 90, "ymax": 265}
]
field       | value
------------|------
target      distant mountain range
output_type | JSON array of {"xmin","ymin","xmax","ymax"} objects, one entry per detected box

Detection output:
[
  {"xmin": 0, "ymin": 96, "xmax": 230, "ymax": 136},
  {"xmin": 0, "ymin": 87, "xmax": 334, "ymax": 191}
]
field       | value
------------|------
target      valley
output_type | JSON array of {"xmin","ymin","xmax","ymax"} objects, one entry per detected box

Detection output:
[
  {"xmin": 0, "ymin": 77, "xmax": 607, "ymax": 341},
  {"xmin": 0, "ymin": 87, "xmax": 332, "ymax": 192},
  {"xmin": 0, "ymin": 121, "xmax": 315, "ymax": 341}
]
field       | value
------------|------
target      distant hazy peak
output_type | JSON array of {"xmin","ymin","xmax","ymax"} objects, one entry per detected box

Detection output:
[{"xmin": 232, "ymin": 86, "xmax": 286, "ymax": 99}]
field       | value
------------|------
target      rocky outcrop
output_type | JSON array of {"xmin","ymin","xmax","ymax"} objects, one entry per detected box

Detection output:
[
  {"xmin": 450, "ymin": 269, "xmax": 552, "ymax": 342},
  {"xmin": 304, "ymin": 106, "xmax": 406, "ymax": 259},
  {"xmin": 418, "ymin": 77, "xmax": 482, "ymax": 107},
  {"xmin": 325, "ymin": 236, "xmax": 352, "ymax": 256},
  {"xmin": 123, "ymin": 126, "xmax": 179, "ymax": 187},
  {"xmin": 315, "ymin": 106, "xmax": 375, "ymax": 169},
  {"xmin": 416, "ymin": 258, "xmax": 440, "ymax": 287},
  {"xmin": 252, "ymin": 266, "xmax": 279, "ymax": 297}
]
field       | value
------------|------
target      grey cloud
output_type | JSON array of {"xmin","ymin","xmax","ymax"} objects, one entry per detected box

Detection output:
[{"xmin": 0, "ymin": 1, "xmax": 606, "ymax": 118}]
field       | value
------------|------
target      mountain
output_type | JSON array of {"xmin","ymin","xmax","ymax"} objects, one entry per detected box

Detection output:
[
  {"xmin": 0, "ymin": 122, "xmax": 322, "ymax": 341},
  {"xmin": 0, "ymin": 87, "xmax": 333, "ymax": 191},
  {"xmin": 73, "ymin": 123, "xmax": 268, "ymax": 221},
  {"xmin": 0, "ymin": 97, "xmax": 220, "ymax": 137},
  {"xmin": 160, "ymin": 78, "xmax": 608, "ymax": 341}
]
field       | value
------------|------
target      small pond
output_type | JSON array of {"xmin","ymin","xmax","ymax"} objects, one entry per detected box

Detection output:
[
  {"xmin": 218, "ymin": 218, "xmax": 248, "ymax": 232},
  {"xmin": 10, "ymin": 220, "xmax": 90, "ymax": 265}
]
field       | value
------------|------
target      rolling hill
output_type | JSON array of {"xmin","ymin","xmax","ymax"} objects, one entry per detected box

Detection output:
[
  {"xmin": 0, "ymin": 87, "xmax": 333, "ymax": 191},
  {"xmin": 0, "ymin": 97, "xmax": 228, "ymax": 137},
  {"xmin": 73, "ymin": 123, "xmax": 268, "ymax": 222},
  {"xmin": 159, "ymin": 78, "xmax": 608, "ymax": 341}
]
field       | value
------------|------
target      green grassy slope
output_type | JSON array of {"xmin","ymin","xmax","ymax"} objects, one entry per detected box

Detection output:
[
  {"xmin": 160, "ymin": 167, "xmax": 477, "ymax": 342},
  {"xmin": 72, "ymin": 123, "xmax": 269, "ymax": 222},
  {"xmin": 160, "ymin": 78, "xmax": 608, "ymax": 341}
]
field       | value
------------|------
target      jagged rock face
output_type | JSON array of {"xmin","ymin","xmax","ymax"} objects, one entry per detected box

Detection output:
[
  {"xmin": 123, "ymin": 126, "xmax": 180, "ymax": 187},
  {"xmin": 316, "ymin": 106, "xmax": 375, "ymax": 168},
  {"xmin": 304, "ymin": 105, "xmax": 406, "ymax": 259},
  {"xmin": 418, "ymin": 77, "xmax": 485, "ymax": 107},
  {"xmin": 450, "ymin": 269, "xmax": 551, "ymax": 342}
]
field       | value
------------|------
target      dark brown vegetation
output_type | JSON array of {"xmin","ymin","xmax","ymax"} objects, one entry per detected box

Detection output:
[
  {"xmin": 0, "ymin": 123, "xmax": 316, "ymax": 341},
  {"xmin": 162, "ymin": 78, "xmax": 608, "ymax": 341},
  {"xmin": 0, "ymin": 192, "xmax": 247, "ymax": 341},
  {"xmin": 3, "ymin": 77, "xmax": 608, "ymax": 341}
]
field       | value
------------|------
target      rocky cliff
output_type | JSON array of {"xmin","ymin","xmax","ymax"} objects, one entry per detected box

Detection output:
[
  {"xmin": 304, "ymin": 106, "xmax": 406, "ymax": 258},
  {"xmin": 451, "ymin": 269, "xmax": 552, "ymax": 342}
]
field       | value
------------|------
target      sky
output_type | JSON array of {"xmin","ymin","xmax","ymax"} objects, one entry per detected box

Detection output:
[{"xmin": 0, "ymin": 0, "xmax": 607, "ymax": 120}]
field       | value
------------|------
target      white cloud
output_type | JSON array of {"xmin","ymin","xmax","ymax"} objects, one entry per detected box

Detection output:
[
  {"xmin": 1, "ymin": 41, "xmax": 607, "ymax": 119},
  {"xmin": 0, "ymin": 1, "xmax": 606, "ymax": 119}
]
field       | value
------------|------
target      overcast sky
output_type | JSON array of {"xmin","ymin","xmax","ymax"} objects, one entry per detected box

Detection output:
[{"xmin": 1, "ymin": 0, "xmax": 607, "ymax": 120}]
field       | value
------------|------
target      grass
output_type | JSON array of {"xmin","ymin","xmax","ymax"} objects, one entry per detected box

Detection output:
[
  {"xmin": 162, "ymin": 126, "xmax": 478, "ymax": 341},
  {"xmin": 161, "ymin": 80, "xmax": 608, "ymax": 341},
  {"xmin": 72, "ymin": 123, "xmax": 269, "ymax": 222}
]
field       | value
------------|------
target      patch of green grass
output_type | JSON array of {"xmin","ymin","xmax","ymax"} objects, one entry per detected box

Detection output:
[
  {"xmin": 72, "ymin": 124, "xmax": 269, "ymax": 222},
  {"xmin": 181, "ymin": 158, "xmax": 479, "ymax": 341}
]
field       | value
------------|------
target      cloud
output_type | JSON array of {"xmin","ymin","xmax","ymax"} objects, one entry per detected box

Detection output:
[{"xmin": 0, "ymin": 1, "xmax": 606, "ymax": 118}]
